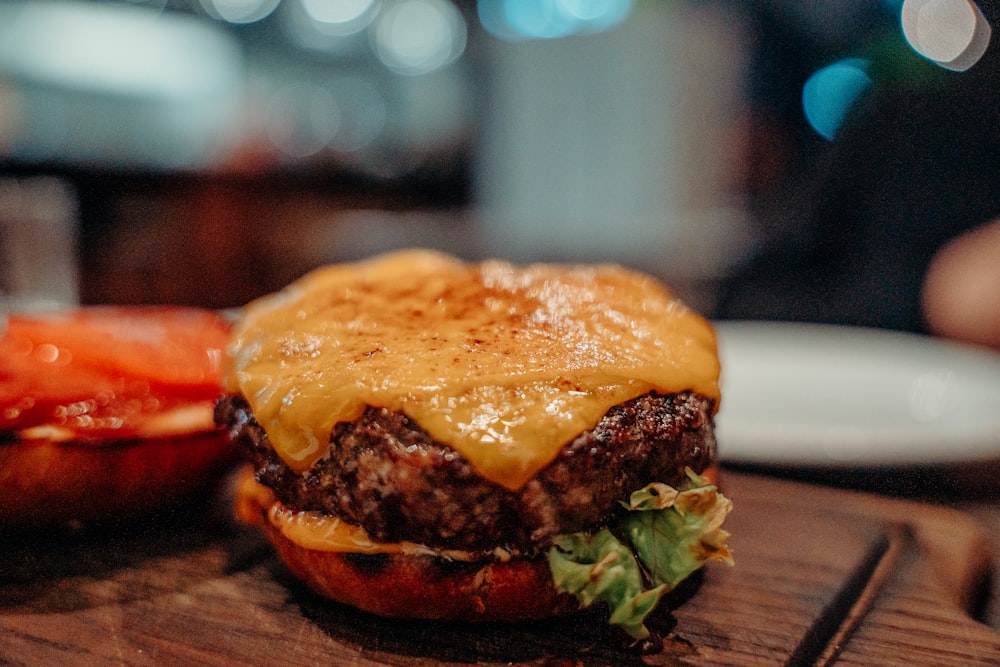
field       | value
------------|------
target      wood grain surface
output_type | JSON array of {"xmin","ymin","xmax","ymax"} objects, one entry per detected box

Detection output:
[{"xmin": 1, "ymin": 471, "xmax": 997, "ymax": 666}]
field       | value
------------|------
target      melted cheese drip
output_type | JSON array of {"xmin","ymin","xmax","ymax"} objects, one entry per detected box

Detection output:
[
  {"xmin": 235, "ymin": 471, "xmax": 492, "ymax": 560},
  {"xmin": 226, "ymin": 249, "xmax": 719, "ymax": 491},
  {"xmin": 269, "ymin": 499, "xmax": 495, "ymax": 560}
]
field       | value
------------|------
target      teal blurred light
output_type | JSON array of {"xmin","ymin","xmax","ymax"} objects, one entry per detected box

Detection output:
[
  {"xmin": 802, "ymin": 58, "xmax": 873, "ymax": 140},
  {"xmin": 478, "ymin": 0, "xmax": 633, "ymax": 41}
]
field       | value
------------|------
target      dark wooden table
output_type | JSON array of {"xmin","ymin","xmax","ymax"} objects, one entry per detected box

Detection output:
[{"xmin": 2, "ymin": 471, "xmax": 998, "ymax": 666}]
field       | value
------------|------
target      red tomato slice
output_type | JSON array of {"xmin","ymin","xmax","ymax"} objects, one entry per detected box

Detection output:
[{"xmin": 0, "ymin": 307, "xmax": 232, "ymax": 440}]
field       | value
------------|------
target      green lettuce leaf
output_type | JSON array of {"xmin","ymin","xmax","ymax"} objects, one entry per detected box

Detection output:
[
  {"xmin": 547, "ymin": 529, "xmax": 667, "ymax": 640},
  {"xmin": 623, "ymin": 470, "xmax": 734, "ymax": 590},
  {"xmin": 546, "ymin": 469, "xmax": 733, "ymax": 640}
]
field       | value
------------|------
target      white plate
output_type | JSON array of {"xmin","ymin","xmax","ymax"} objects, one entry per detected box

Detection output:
[{"xmin": 713, "ymin": 321, "xmax": 1000, "ymax": 466}]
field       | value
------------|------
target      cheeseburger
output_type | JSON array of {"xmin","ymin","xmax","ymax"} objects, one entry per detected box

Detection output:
[{"xmin": 217, "ymin": 249, "xmax": 732, "ymax": 644}]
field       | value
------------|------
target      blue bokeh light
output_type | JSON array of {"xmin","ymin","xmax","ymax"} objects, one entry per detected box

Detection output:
[
  {"xmin": 802, "ymin": 58, "xmax": 872, "ymax": 141},
  {"xmin": 478, "ymin": 0, "xmax": 633, "ymax": 41}
]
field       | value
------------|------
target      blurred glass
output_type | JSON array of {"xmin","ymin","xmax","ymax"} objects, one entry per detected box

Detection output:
[
  {"xmin": 474, "ymin": 1, "xmax": 752, "ymax": 286},
  {"xmin": 0, "ymin": 176, "xmax": 79, "ymax": 312}
]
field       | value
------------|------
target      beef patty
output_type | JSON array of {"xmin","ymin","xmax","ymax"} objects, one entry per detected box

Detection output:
[{"xmin": 216, "ymin": 391, "xmax": 716, "ymax": 554}]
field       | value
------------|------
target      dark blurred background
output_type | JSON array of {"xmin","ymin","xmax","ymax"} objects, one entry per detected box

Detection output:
[{"xmin": 1, "ymin": 0, "xmax": 995, "ymax": 328}]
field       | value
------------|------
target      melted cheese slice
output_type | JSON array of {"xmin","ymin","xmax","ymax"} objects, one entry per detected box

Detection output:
[{"xmin": 226, "ymin": 249, "xmax": 719, "ymax": 491}]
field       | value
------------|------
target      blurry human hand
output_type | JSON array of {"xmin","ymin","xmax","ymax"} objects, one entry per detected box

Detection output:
[{"xmin": 922, "ymin": 218, "xmax": 1000, "ymax": 348}]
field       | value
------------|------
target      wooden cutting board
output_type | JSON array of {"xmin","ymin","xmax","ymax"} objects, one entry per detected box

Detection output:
[{"xmin": 2, "ymin": 471, "xmax": 998, "ymax": 666}]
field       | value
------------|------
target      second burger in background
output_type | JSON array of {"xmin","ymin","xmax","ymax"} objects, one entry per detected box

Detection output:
[
  {"xmin": 0, "ymin": 307, "xmax": 237, "ymax": 528},
  {"xmin": 217, "ymin": 249, "xmax": 732, "ymax": 647}
]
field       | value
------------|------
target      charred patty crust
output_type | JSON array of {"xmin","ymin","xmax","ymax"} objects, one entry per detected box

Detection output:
[{"xmin": 215, "ymin": 391, "xmax": 716, "ymax": 554}]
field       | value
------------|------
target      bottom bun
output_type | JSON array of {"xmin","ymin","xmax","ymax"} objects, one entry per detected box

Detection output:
[
  {"xmin": 237, "ymin": 470, "xmax": 579, "ymax": 622},
  {"xmin": 264, "ymin": 522, "xmax": 580, "ymax": 622},
  {"xmin": 0, "ymin": 431, "xmax": 236, "ymax": 528}
]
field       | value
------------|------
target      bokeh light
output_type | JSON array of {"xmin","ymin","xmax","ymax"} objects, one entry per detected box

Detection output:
[
  {"xmin": 300, "ymin": 0, "xmax": 380, "ymax": 36},
  {"xmin": 263, "ymin": 80, "xmax": 342, "ymax": 158},
  {"xmin": 371, "ymin": 0, "xmax": 467, "ymax": 76},
  {"xmin": 802, "ymin": 58, "xmax": 872, "ymax": 141},
  {"xmin": 0, "ymin": 1, "xmax": 244, "ymax": 168},
  {"xmin": 119, "ymin": 0, "xmax": 170, "ymax": 12},
  {"xmin": 324, "ymin": 75, "xmax": 387, "ymax": 152},
  {"xmin": 478, "ymin": 0, "xmax": 633, "ymax": 41},
  {"xmin": 257, "ymin": 72, "xmax": 389, "ymax": 160},
  {"xmin": 281, "ymin": 0, "xmax": 379, "ymax": 55},
  {"xmin": 0, "ymin": 1, "xmax": 241, "ymax": 99},
  {"xmin": 198, "ymin": 0, "xmax": 280, "ymax": 24},
  {"xmin": 900, "ymin": 0, "xmax": 991, "ymax": 71}
]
